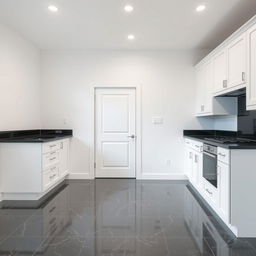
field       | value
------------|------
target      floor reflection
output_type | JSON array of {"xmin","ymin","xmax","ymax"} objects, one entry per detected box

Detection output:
[{"xmin": 0, "ymin": 179, "xmax": 255, "ymax": 255}]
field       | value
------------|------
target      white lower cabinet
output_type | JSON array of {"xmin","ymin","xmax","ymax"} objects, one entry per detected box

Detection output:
[
  {"xmin": 0, "ymin": 138, "xmax": 70, "ymax": 200},
  {"xmin": 185, "ymin": 139, "xmax": 230, "ymax": 232},
  {"xmin": 184, "ymin": 139, "xmax": 203, "ymax": 190},
  {"xmin": 218, "ymin": 160, "xmax": 230, "ymax": 223}
]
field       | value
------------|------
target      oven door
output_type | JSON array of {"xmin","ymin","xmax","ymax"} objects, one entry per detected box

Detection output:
[{"xmin": 203, "ymin": 151, "xmax": 217, "ymax": 188}]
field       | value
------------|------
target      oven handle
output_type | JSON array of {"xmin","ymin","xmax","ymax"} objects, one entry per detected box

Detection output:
[{"xmin": 203, "ymin": 151, "xmax": 217, "ymax": 159}]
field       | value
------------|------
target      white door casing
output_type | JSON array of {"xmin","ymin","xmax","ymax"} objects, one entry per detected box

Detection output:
[{"xmin": 95, "ymin": 88, "xmax": 136, "ymax": 178}]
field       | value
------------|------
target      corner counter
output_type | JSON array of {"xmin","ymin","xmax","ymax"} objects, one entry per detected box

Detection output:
[{"xmin": 0, "ymin": 129, "xmax": 72, "ymax": 202}]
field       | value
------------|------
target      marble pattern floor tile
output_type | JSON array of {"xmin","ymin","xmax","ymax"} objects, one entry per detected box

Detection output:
[{"xmin": 0, "ymin": 179, "xmax": 255, "ymax": 255}]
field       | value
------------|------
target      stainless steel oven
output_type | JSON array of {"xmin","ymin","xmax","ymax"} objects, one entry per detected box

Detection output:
[{"xmin": 203, "ymin": 144, "xmax": 217, "ymax": 188}]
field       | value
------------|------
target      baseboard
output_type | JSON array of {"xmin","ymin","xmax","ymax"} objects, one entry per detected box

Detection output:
[
  {"xmin": 68, "ymin": 172, "xmax": 188, "ymax": 180},
  {"xmin": 68, "ymin": 173, "xmax": 92, "ymax": 179},
  {"xmin": 138, "ymin": 173, "xmax": 188, "ymax": 180}
]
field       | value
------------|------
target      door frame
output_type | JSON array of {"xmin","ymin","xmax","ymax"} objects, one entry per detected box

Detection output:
[{"xmin": 89, "ymin": 84, "xmax": 142, "ymax": 179}]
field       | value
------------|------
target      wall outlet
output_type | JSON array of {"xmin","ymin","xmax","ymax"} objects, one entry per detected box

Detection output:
[{"xmin": 152, "ymin": 116, "xmax": 163, "ymax": 125}]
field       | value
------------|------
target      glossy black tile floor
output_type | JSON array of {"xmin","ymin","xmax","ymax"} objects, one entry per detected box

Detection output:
[{"xmin": 0, "ymin": 179, "xmax": 256, "ymax": 256}]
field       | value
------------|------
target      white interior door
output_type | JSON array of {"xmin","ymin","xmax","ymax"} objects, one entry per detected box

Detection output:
[{"xmin": 95, "ymin": 88, "xmax": 136, "ymax": 178}]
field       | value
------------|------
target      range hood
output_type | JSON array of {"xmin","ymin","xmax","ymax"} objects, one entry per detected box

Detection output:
[{"xmin": 216, "ymin": 87, "xmax": 246, "ymax": 97}]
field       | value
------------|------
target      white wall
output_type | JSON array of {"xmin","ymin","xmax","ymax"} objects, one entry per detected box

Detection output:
[
  {"xmin": 41, "ymin": 50, "xmax": 211, "ymax": 179},
  {"xmin": 0, "ymin": 24, "xmax": 41, "ymax": 130},
  {"xmin": 214, "ymin": 116, "xmax": 237, "ymax": 131}
]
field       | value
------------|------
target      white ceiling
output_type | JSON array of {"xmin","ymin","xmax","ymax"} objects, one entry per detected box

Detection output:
[{"xmin": 0, "ymin": 0, "xmax": 256, "ymax": 50}]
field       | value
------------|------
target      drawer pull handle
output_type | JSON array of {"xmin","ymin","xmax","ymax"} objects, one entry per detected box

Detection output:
[
  {"xmin": 49, "ymin": 206, "xmax": 56, "ymax": 213},
  {"xmin": 50, "ymin": 174, "xmax": 57, "ymax": 179},
  {"xmin": 50, "ymin": 145, "xmax": 57, "ymax": 148},
  {"xmin": 49, "ymin": 225, "xmax": 57, "ymax": 236},
  {"xmin": 50, "ymin": 167, "xmax": 56, "ymax": 171},
  {"xmin": 206, "ymin": 189, "xmax": 213, "ymax": 195},
  {"xmin": 50, "ymin": 157, "xmax": 56, "ymax": 161},
  {"xmin": 218, "ymin": 153, "xmax": 226, "ymax": 157}
]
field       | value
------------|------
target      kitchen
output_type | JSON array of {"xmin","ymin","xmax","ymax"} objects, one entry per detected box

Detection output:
[{"xmin": 1, "ymin": 0, "xmax": 256, "ymax": 255}]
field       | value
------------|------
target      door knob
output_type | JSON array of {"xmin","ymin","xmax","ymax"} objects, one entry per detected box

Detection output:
[{"xmin": 127, "ymin": 135, "xmax": 136, "ymax": 139}]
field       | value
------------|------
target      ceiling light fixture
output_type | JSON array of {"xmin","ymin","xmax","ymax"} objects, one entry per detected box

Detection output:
[
  {"xmin": 124, "ymin": 5, "xmax": 134, "ymax": 13},
  {"xmin": 196, "ymin": 5, "xmax": 206, "ymax": 12},
  {"xmin": 128, "ymin": 34, "xmax": 135, "ymax": 40},
  {"xmin": 48, "ymin": 5, "xmax": 58, "ymax": 12}
]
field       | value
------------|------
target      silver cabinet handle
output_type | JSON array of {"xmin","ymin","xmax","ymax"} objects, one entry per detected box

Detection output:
[
  {"xmin": 206, "ymin": 189, "xmax": 213, "ymax": 195},
  {"xmin": 194, "ymin": 155, "xmax": 198, "ymax": 163},
  {"xmin": 189, "ymin": 152, "xmax": 193, "ymax": 159},
  {"xmin": 201, "ymin": 105, "xmax": 204, "ymax": 112},
  {"xmin": 50, "ymin": 157, "xmax": 56, "ymax": 161},
  {"xmin": 218, "ymin": 153, "xmax": 226, "ymax": 157},
  {"xmin": 50, "ymin": 174, "xmax": 56, "ymax": 179},
  {"xmin": 127, "ymin": 135, "xmax": 136, "ymax": 139},
  {"xmin": 223, "ymin": 80, "xmax": 228, "ymax": 88},
  {"xmin": 242, "ymin": 72, "xmax": 246, "ymax": 82},
  {"xmin": 50, "ymin": 144, "xmax": 56, "ymax": 148}
]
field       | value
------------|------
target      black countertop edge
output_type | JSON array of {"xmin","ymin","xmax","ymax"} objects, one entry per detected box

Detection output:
[
  {"xmin": 183, "ymin": 130, "xmax": 239, "ymax": 137},
  {"xmin": 0, "ymin": 129, "xmax": 73, "ymax": 143},
  {"xmin": 183, "ymin": 130, "xmax": 256, "ymax": 149}
]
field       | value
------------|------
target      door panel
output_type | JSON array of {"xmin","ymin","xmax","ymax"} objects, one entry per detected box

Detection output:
[
  {"xmin": 227, "ymin": 33, "xmax": 246, "ymax": 89},
  {"xmin": 247, "ymin": 24, "xmax": 256, "ymax": 108},
  {"xmin": 102, "ymin": 95, "xmax": 129, "ymax": 132},
  {"xmin": 213, "ymin": 50, "xmax": 227, "ymax": 93},
  {"xmin": 95, "ymin": 88, "xmax": 136, "ymax": 178}
]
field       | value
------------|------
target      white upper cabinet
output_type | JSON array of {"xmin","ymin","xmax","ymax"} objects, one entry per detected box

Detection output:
[
  {"xmin": 227, "ymin": 33, "xmax": 246, "ymax": 90},
  {"xmin": 195, "ymin": 60, "xmax": 237, "ymax": 117},
  {"xmin": 247, "ymin": 23, "xmax": 256, "ymax": 109},
  {"xmin": 195, "ymin": 16, "xmax": 256, "ymax": 114},
  {"xmin": 213, "ymin": 49, "xmax": 227, "ymax": 93},
  {"xmin": 195, "ymin": 61, "xmax": 213, "ymax": 115},
  {"xmin": 212, "ymin": 34, "xmax": 246, "ymax": 95}
]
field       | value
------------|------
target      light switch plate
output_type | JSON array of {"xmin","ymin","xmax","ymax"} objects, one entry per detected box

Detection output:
[{"xmin": 152, "ymin": 117, "xmax": 163, "ymax": 124}]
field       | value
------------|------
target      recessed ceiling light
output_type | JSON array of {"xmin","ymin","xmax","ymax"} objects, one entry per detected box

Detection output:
[
  {"xmin": 196, "ymin": 5, "xmax": 206, "ymax": 12},
  {"xmin": 124, "ymin": 5, "xmax": 134, "ymax": 13},
  {"xmin": 128, "ymin": 34, "xmax": 135, "ymax": 40},
  {"xmin": 48, "ymin": 5, "xmax": 58, "ymax": 12}
]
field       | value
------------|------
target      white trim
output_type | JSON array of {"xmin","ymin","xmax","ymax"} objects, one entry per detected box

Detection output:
[
  {"xmin": 89, "ymin": 84, "xmax": 142, "ymax": 179},
  {"xmin": 68, "ymin": 173, "xmax": 91, "ymax": 179},
  {"xmin": 139, "ymin": 173, "xmax": 188, "ymax": 180}
]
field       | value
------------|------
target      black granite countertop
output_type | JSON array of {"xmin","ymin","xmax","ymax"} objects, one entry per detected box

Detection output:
[
  {"xmin": 184, "ymin": 130, "xmax": 256, "ymax": 149},
  {"xmin": 0, "ymin": 129, "xmax": 73, "ymax": 143}
]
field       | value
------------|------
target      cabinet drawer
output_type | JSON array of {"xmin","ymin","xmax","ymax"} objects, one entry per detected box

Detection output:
[
  {"xmin": 192, "ymin": 141, "xmax": 203, "ymax": 152},
  {"xmin": 185, "ymin": 138, "xmax": 192, "ymax": 147},
  {"xmin": 43, "ymin": 152, "xmax": 60, "ymax": 170},
  {"xmin": 43, "ymin": 166, "xmax": 59, "ymax": 190},
  {"xmin": 42, "ymin": 141, "xmax": 61, "ymax": 154},
  {"xmin": 203, "ymin": 180, "xmax": 218, "ymax": 206},
  {"xmin": 217, "ymin": 148, "xmax": 230, "ymax": 164}
]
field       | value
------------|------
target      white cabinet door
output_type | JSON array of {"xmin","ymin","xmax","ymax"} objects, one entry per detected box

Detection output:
[
  {"xmin": 227, "ymin": 33, "xmax": 246, "ymax": 89},
  {"xmin": 192, "ymin": 151, "xmax": 202, "ymax": 187},
  {"xmin": 218, "ymin": 161, "xmax": 230, "ymax": 223},
  {"xmin": 59, "ymin": 139, "xmax": 69, "ymax": 178},
  {"xmin": 185, "ymin": 147, "xmax": 193, "ymax": 179},
  {"xmin": 195, "ymin": 61, "xmax": 212, "ymax": 115},
  {"xmin": 195, "ymin": 66, "xmax": 205, "ymax": 115},
  {"xmin": 204, "ymin": 61, "xmax": 213, "ymax": 113},
  {"xmin": 247, "ymin": 23, "xmax": 256, "ymax": 109},
  {"xmin": 213, "ymin": 49, "xmax": 227, "ymax": 93}
]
